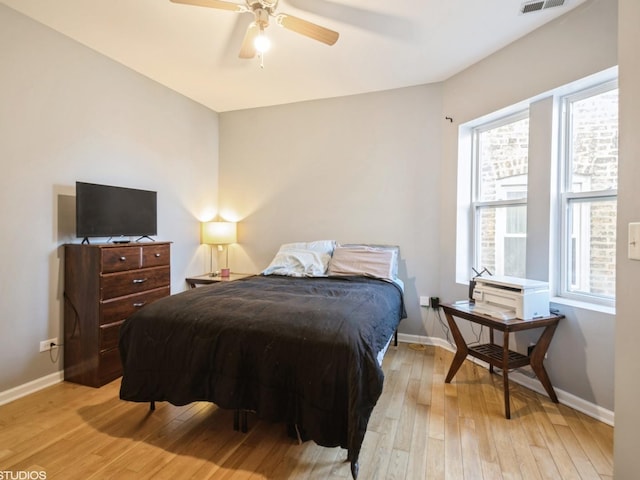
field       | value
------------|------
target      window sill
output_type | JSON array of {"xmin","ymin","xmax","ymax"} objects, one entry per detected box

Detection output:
[{"xmin": 550, "ymin": 296, "xmax": 615, "ymax": 316}]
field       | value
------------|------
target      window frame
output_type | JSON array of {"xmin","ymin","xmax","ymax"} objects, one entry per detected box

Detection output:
[
  {"xmin": 557, "ymin": 79, "xmax": 618, "ymax": 306},
  {"xmin": 456, "ymin": 68, "xmax": 618, "ymax": 312},
  {"xmin": 471, "ymin": 110, "xmax": 529, "ymax": 276}
]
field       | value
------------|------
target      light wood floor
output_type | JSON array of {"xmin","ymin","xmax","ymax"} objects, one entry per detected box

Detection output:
[{"xmin": 0, "ymin": 344, "xmax": 613, "ymax": 479}]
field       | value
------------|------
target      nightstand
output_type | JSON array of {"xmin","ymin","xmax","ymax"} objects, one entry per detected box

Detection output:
[{"xmin": 185, "ymin": 273, "xmax": 254, "ymax": 288}]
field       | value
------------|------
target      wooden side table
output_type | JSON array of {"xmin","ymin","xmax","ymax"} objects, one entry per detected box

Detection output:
[
  {"xmin": 185, "ymin": 273, "xmax": 254, "ymax": 288},
  {"xmin": 441, "ymin": 301, "xmax": 564, "ymax": 419}
]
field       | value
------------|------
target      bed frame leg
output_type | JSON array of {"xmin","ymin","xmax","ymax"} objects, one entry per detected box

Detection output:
[
  {"xmin": 394, "ymin": 329, "xmax": 398, "ymax": 347},
  {"xmin": 350, "ymin": 460, "xmax": 359, "ymax": 479},
  {"xmin": 149, "ymin": 401, "xmax": 155, "ymax": 411},
  {"xmin": 233, "ymin": 410, "xmax": 249, "ymax": 433}
]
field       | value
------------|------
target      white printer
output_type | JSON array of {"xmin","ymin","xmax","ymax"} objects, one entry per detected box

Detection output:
[{"xmin": 471, "ymin": 275, "xmax": 550, "ymax": 320}]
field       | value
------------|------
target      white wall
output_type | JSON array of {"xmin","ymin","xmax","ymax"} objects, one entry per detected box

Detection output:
[
  {"xmin": 440, "ymin": 0, "xmax": 617, "ymax": 411},
  {"xmin": 614, "ymin": 0, "xmax": 640, "ymax": 476},
  {"xmin": 219, "ymin": 86, "xmax": 444, "ymax": 337},
  {"xmin": 0, "ymin": 5, "xmax": 219, "ymax": 393}
]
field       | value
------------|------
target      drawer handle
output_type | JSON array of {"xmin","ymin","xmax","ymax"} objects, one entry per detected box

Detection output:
[
  {"xmin": 133, "ymin": 278, "xmax": 147, "ymax": 284},
  {"xmin": 120, "ymin": 256, "xmax": 126, "ymax": 261},
  {"xmin": 133, "ymin": 302, "xmax": 146, "ymax": 308},
  {"xmin": 154, "ymin": 253, "xmax": 161, "ymax": 258}
]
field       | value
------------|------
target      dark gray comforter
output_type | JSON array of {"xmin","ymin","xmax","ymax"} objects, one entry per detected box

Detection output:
[{"xmin": 119, "ymin": 274, "xmax": 405, "ymax": 475}]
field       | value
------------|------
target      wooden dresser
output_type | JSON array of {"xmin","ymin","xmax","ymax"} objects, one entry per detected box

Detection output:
[{"xmin": 63, "ymin": 242, "xmax": 171, "ymax": 387}]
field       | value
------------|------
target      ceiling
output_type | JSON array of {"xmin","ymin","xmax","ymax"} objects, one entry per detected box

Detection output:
[{"xmin": 2, "ymin": 0, "xmax": 587, "ymax": 112}]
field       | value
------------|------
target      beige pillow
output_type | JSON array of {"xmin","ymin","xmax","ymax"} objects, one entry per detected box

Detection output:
[
  {"xmin": 341, "ymin": 244, "xmax": 399, "ymax": 279},
  {"xmin": 327, "ymin": 245, "xmax": 396, "ymax": 280}
]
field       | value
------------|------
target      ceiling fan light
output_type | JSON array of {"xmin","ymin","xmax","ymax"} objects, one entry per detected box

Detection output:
[{"xmin": 254, "ymin": 32, "xmax": 271, "ymax": 53}]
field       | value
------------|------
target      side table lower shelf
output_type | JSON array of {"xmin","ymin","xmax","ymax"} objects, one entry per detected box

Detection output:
[{"xmin": 469, "ymin": 343, "xmax": 530, "ymax": 370}]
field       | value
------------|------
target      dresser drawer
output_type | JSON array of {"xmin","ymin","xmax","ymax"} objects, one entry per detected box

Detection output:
[
  {"xmin": 100, "ymin": 320, "xmax": 124, "ymax": 351},
  {"xmin": 142, "ymin": 244, "xmax": 170, "ymax": 268},
  {"xmin": 101, "ymin": 266, "xmax": 170, "ymax": 300},
  {"xmin": 101, "ymin": 246, "xmax": 141, "ymax": 273},
  {"xmin": 98, "ymin": 347, "xmax": 123, "ymax": 385},
  {"xmin": 100, "ymin": 286, "xmax": 170, "ymax": 325}
]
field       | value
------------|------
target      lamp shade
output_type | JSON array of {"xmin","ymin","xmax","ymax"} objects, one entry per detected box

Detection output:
[{"xmin": 202, "ymin": 221, "xmax": 237, "ymax": 245}]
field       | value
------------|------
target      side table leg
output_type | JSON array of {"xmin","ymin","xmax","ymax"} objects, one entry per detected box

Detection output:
[
  {"xmin": 444, "ymin": 311, "xmax": 469, "ymax": 383},
  {"xmin": 502, "ymin": 331, "xmax": 511, "ymax": 419},
  {"xmin": 530, "ymin": 323, "xmax": 559, "ymax": 403},
  {"xmin": 489, "ymin": 328, "xmax": 495, "ymax": 374}
]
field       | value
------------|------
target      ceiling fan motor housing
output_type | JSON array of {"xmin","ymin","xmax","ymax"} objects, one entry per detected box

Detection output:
[
  {"xmin": 247, "ymin": 0, "xmax": 278, "ymax": 14},
  {"xmin": 254, "ymin": 8, "xmax": 270, "ymax": 27}
]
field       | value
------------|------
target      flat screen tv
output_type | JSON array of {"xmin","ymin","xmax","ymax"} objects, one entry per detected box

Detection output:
[{"xmin": 76, "ymin": 181, "xmax": 157, "ymax": 242}]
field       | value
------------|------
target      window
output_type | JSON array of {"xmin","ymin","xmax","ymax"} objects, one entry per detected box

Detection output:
[
  {"xmin": 458, "ymin": 68, "xmax": 618, "ymax": 309},
  {"xmin": 559, "ymin": 82, "xmax": 618, "ymax": 304},
  {"xmin": 472, "ymin": 113, "xmax": 529, "ymax": 277}
]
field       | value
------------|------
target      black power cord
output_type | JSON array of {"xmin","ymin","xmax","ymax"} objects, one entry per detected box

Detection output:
[{"xmin": 48, "ymin": 341, "xmax": 63, "ymax": 363}]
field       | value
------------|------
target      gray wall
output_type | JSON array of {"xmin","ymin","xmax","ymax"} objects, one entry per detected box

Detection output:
[
  {"xmin": 219, "ymin": 0, "xmax": 618, "ymax": 415},
  {"xmin": 614, "ymin": 0, "xmax": 640, "ymax": 477},
  {"xmin": 2, "ymin": 3, "xmax": 633, "ymax": 471},
  {"xmin": 0, "ymin": 5, "xmax": 219, "ymax": 394},
  {"xmin": 219, "ymin": 85, "xmax": 444, "ymax": 337},
  {"xmin": 439, "ymin": 0, "xmax": 617, "ymax": 411}
]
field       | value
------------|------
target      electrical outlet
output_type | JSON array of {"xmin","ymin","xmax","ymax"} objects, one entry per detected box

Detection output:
[
  {"xmin": 40, "ymin": 337, "xmax": 58, "ymax": 352},
  {"xmin": 419, "ymin": 296, "xmax": 430, "ymax": 307}
]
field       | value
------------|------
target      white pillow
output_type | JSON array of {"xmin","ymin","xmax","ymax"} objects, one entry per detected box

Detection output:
[
  {"xmin": 327, "ymin": 245, "xmax": 397, "ymax": 280},
  {"xmin": 278, "ymin": 240, "xmax": 336, "ymax": 255},
  {"xmin": 262, "ymin": 240, "xmax": 336, "ymax": 277}
]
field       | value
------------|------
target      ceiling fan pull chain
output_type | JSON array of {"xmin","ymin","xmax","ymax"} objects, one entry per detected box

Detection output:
[{"xmin": 259, "ymin": 52, "xmax": 265, "ymax": 69}]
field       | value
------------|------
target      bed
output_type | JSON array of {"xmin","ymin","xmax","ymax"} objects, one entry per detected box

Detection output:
[{"xmin": 118, "ymin": 242, "xmax": 406, "ymax": 478}]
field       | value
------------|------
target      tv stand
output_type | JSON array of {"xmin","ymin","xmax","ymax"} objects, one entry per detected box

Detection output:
[
  {"xmin": 81, "ymin": 237, "xmax": 90, "ymax": 245},
  {"xmin": 136, "ymin": 235, "xmax": 155, "ymax": 242}
]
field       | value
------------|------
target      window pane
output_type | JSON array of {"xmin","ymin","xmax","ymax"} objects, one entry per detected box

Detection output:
[
  {"xmin": 568, "ymin": 89, "xmax": 618, "ymax": 192},
  {"xmin": 477, "ymin": 205, "xmax": 527, "ymax": 277},
  {"xmin": 567, "ymin": 198, "xmax": 616, "ymax": 298},
  {"xmin": 477, "ymin": 117, "xmax": 529, "ymax": 201}
]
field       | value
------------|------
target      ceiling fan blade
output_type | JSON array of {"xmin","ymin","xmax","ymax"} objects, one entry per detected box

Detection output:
[
  {"xmin": 238, "ymin": 22, "xmax": 259, "ymax": 58},
  {"xmin": 276, "ymin": 14, "xmax": 339, "ymax": 46},
  {"xmin": 169, "ymin": 0, "xmax": 247, "ymax": 12}
]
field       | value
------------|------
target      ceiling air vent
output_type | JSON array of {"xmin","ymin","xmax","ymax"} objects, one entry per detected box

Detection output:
[{"xmin": 520, "ymin": 0, "xmax": 565, "ymax": 14}]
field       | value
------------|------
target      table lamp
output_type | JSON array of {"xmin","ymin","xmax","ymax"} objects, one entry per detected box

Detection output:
[{"xmin": 201, "ymin": 221, "xmax": 237, "ymax": 277}]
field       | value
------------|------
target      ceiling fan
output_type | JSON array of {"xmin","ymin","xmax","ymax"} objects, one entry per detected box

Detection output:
[{"xmin": 170, "ymin": 0, "xmax": 339, "ymax": 59}]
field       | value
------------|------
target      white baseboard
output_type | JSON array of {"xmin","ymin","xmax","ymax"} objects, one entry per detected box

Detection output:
[
  {"xmin": 0, "ymin": 370, "xmax": 64, "ymax": 407},
  {"xmin": 397, "ymin": 333, "xmax": 614, "ymax": 427}
]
